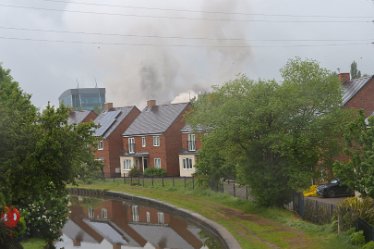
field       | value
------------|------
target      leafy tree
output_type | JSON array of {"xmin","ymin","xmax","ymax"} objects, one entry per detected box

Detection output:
[
  {"xmin": 189, "ymin": 58, "xmax": 353, "ymax": 206},
  {"xmin": 0, "ymin": 64, "xmax": 100, "ymax": 247},
  {"xmin": 350, "ymin": 61, "xmax": 362, "ymax": 79},
  {"xmin": 0, "ymin": 65, "xmax": 37, "ymax": 203},
  {"xmin": 334, "ymin": 111, "xmax": 374, "ymax": 198}
]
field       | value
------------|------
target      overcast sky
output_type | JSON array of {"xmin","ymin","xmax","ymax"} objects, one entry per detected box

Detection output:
[{"xmin": 0, "ymin": 0, "xmax": 373, "ymax": 109}]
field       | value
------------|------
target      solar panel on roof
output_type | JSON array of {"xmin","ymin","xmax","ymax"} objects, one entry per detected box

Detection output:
[{"xmin": 94, "ymin": 110, "xmax": 122, "ymax": 137}]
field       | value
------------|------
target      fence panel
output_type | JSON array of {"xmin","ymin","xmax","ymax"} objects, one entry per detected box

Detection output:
[{"xmin": 357, "ymin": 218, "xmax": 374, "ymax": 242}]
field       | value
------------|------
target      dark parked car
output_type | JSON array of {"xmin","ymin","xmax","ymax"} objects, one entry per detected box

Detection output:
[{"xmin": 317, "ymin": 179, "xmax": 354, "ymax": 198}]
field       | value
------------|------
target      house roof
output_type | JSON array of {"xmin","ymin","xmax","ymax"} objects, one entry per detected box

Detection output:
[
  {"xmin": 123, "ymin": 102, "xmax": 189, "ymax": 136},
  {"xmin": 342, "ymin": 75, "xmax": 374, "ymax": 105},
  {"xmin": 67, "ymin": 110, "xmax": 93, "ymax": 125},
  {"xmin": 94, "ymin": 106, "xmax": 136, "ymax": 139},
  {"xmin": 181, "ymin": 124, "xmax": 207, "ymax": 133}
]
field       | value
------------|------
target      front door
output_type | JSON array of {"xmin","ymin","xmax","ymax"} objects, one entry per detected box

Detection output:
[{"xmin": 143, "ymin": 158, "xmax": 148, "ymax": 170}]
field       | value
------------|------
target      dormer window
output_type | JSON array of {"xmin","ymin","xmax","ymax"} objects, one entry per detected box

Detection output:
[
  {"xmin": 188, "ymin": 134, "xmax": 196, "ymax": 151},
  {"xmin": 128, "ymin": 137, "xmax": 135, "ymax": 154}
]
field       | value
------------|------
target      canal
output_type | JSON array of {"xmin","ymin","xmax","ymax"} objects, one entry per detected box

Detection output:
[{"xmin": 55, "ymin": 195, "xmax": 224, "ymax": 249}]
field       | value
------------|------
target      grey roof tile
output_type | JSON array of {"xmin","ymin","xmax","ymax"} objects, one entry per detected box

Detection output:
[
  {"xmin": 67, "ymin": 110, "xmax": 92, "ymax": 125},
  {"xmin": 342, "ymin": 75, "xmax": 374, "ymax": 105},
  {"xmin": 94, "ymin": 106, "xmax": 135, "ymax": 138},
  {"xmin": 123, "ymin": 103, "xmax": 189, "ymax": 136}
]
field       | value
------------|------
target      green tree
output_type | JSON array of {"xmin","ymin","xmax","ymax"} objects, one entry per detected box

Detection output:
[
  {"xmin": 0, "ymin": 65, "xmax": 37, "ymax": 203},
  {"xmin": 350, "ymin": 61, "xmax": 362, "ymax": 79},
  {"xmin": 189, "ymin": 58, "xmax": 353, "ymax": 206},
  {"xmin": 0, "ymin": 64, "xmax": 101, "ymax": 247},
  {"xmin": 334, "ymin": 111, "xmax": 374, "ymax": 198}
]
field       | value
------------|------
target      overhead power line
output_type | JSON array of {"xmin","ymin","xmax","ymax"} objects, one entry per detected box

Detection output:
[
  {"xmin": 0, "ymin": 3, "xmax": 372, "ymax": 23},
  {"xmin": 0, "ymin": 35, "xmax": 372, "ymax": 48},
  {"xmin": 0, "ymin": 25, "xmax": 373, "ymax": 43},
  {"xmin": 40, "ymin": 0, "xmax": 374, "ymax": 20}
]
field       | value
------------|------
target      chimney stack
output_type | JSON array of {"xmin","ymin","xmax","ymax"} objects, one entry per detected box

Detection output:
[
  {"xmin": 338, "ymin": 73, "xmax": 350, "ymax": 83},
  {"xmin": 103, "ymin": 102, "xmax": 114, "ymax": 111},
  {"xmin": 147, "ymin": 100, "xmax": 156, "ymax": 108}
]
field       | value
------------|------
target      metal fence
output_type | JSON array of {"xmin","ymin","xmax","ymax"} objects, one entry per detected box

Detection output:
[
  {"xmin": 222, "ymin": 180, "xmax": 254, "ymax": 201},
  {"xmin": 114, "ymin": 176, "xmax": 196, "ymax": 189},
  {"xmin": 108, "ymin": 177, "xmax": 255, "ymax": 200}
]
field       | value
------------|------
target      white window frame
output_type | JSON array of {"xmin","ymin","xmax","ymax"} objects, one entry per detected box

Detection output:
[
  {"xmin": 154, "ymin": 158, "xmax": 161, "ymax": 169},
  {"xmin": 124, "ymin": 159, "xmax": 132, "ymax": 170},
  {"xmin": 146, "ymin": 211, "xmax": 151, "ymax": 223},
  {"xmin": 128, "ymin": 137, "xmax": 135, "ymax": 154},
  {"xmin": 101, "ymin": 208, "xmax": 108, "ymax": 219},
  {"xmin": 96, "ymin": 157, "xmax": 104, "ymax": 165},
  {"xmin": 98, "ymin": 140, "xmax": 104, "ymax": 150},
  {"xmin": 88, "ymin": 208, "xmax": 94, "ymax": 219},
  {"xmin": 157, "ymin": 212, "xmax": 164, "ymax": 224},
  {"xmin": 188, "ymin": 134, "xmax": 196, "ymax": 151},
  {"xmin": 132, "ymin": 205, "xmax": 139, "ymax": 222},
  {"xmin": 153, "ymin": 136, "xmax": 160, "ymax": 147},
  {"xmin": 141, "ymin": 136, "xmax": 146, "ymax": 147},
  {"xmin": 183, "ymin": 158, "xmax": 193, "ymax": 169}
]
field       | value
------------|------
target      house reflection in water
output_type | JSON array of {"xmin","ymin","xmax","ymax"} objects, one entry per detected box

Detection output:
[{"xmin": 55, "ymin": 197, "xmax": 214, "ymax": 249}]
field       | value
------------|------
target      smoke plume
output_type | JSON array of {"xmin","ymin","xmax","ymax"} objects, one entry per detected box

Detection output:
[{"xmin": 63, "ymin": 0, "xmax": 251, "ymax": 107}]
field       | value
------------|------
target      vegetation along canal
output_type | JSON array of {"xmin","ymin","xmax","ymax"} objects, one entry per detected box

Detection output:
[{"xmin": 55, "ymin": 195, "xmax": 224, "ymax": 249}]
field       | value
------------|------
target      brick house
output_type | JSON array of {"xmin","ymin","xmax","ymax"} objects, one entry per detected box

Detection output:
[
  {"xmin": 94, "ymin": 103, "xmax": 140, "ymax": 177},
  {"xmin": 341, "ymin": 74, "xmax": 374, "ymax": 116},
  {"xmin": 67, "ymin": 110, "xmax": 97, "ymax": 125},
  {"xmin": 120, "ymin": 100, "xmax": 190, "ymax": 177},
  {"xmin": 178, "ymin": 124, "xmax": 204, "ymax": 177}
]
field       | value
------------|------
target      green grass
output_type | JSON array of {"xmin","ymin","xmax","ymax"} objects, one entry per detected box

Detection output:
[
  {"xmin": 21, "ymin": 238, "xmax": 46, "ymax": 249},
  {"xmin": 72, "ymin": 179, "xmax": 362, "ymax": 249}
]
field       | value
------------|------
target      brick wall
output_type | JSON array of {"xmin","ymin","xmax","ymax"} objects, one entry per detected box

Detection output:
[
  {"xmin": 345, "ymin": 77, "xmax": 374, "ymax": 117},
  {"xmin": 181, "ymin": 132, "xmax": 203, "ymax": 151},
  {"xmin": 96, "ymin": 107, "xmax": 140, "ymax": 178},
  {"xmin": 165, "ymin": 114, "xmax": 186, "ymax": 176},
  {"xmin": 82, "ymin": 111, "xmax": 97, "ymax": 122}
]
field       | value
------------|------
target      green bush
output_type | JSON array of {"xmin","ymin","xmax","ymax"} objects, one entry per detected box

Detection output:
[
  {"xmin": 363, "ymin": 241, "xmax": 374, "ymax": 249},
  {"xmin": 144, "ymin": 168, "xmax": 166, "ymax": 177},
  {"xmin": 129, "ymin": 167, "xmax": 142, "ymax": 177},
  {"xmin": 22, "ymin": 185, "xmax": 69, "ymax": 248},
  {"xmin": 350, "ymin": 231, "xmax": 366, "ymax": 246},
  {"xmin": 335, "ymin": 197, "xmax": 374, "ymax": 231}
]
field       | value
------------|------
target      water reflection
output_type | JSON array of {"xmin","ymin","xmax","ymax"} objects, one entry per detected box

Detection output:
[{"xmin": 55, "ymin": 196, "xmax": 223, "ymax": 249}]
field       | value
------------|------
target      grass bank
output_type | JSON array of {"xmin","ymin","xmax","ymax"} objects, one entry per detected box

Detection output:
[{"xmin": 72, "ymin": 179, "xmax": 360, "ymax": 249}]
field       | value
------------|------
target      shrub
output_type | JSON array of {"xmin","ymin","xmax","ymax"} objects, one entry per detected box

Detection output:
[
  {"xmin": 144, "ymin": 168, "xmax": 166, "ymax": 177},
  {"xmin": 363, "ymin": 241, "xmax": 374, "ymax": 249},
  {"xmin": 22, "ymin": 186, "xmax": 69, "ymax": 248},
  {"xmin": 350, "ymin": 230, "xmax": 365, "ymax": 246},
  {"xmin": 129, "ymin": 167, "xmax": 142, "ymax": 177},
  {"xmin": 335, "ymin": 197, "xmax": 374, "ymax": 231}
]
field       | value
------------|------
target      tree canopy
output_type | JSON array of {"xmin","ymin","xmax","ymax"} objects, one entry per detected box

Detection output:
[
  {"xmin": 188, "ymin": 58, "xmax": 354, "ymax": 206},
  {"xmin": 334, "ymin": 112, "xmax": 374, "ymax": 198},
  {"xmin": 0, "ymin": 64, "xmax": 100, "ymax": 246},
  {"xmin": 350, "ymin": 61, "xmax": 362, "ymax": 80}
]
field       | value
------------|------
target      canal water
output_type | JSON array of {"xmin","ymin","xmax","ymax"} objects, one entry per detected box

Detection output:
[{"xmin": 55, "ymin": 196, "xmax": 224, "ymax": 249}]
